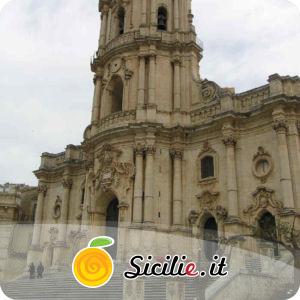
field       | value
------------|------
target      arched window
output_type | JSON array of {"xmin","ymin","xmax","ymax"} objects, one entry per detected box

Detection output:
[
  {"xmin": 118, "ymin": 7, "xmax": 125, "ymax": 35},
  {"xmin": 157, "ymin": 7, "xmax": 167, "ymax": 31},
  {"xmin": 201, "ymin": 156, "xmax": 214, "ymax": 179},
  {"xmin": 111, "ymin": 76, "xmax": 124, "ymax": 113}
]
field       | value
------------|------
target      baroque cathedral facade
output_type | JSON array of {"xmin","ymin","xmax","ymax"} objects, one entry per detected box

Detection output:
[{"xmin": 25, "ymin": 0, "xmax": 300, "ymax": 272}]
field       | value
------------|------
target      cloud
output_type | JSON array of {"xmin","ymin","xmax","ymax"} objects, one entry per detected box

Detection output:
[{"xmin": 0, "ymin": 0, "xmax": 299, "ymax": 185}]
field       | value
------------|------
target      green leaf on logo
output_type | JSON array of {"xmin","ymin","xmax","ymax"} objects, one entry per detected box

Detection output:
[{"xmin": 89, "ymin": 236, "xmax": 114, "ymax": 248}]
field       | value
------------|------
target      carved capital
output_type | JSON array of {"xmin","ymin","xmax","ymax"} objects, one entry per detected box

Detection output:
[
  {"xmin": 273, "ymin": 119, "xmax": 288, "ymax": 134},
  {"xmin": 244, "ymin": 186, "xmax": 283, "ymax": 215},
  {"xmin": 93, "ymin": 74, "xmax": 102, "ymax": 85},
  {"xmin": 38, "ymin": 185, "xmax": 47, "ymax": 196},
  {"xmin": 62, "ymin": 179, "xmax": 73, "ymax": 190},
  {"xmin": 171, "ymin": 56, "xmax": 181, "ymax": 65},
  {"xmin": 296, "ymin": 121, "xmax": 300, "ymax": 134},
  {"xmin": 102, "ymin": 4, "xmax": 109, "ymax": 15},
  {"xmin": 125, "ymin": 69, "xmax": 133, "ymax": 80},
  {"xmin": 170, "ymin": 148, "xmax": 183, "ymax": 160},
  {"xmin": 222, "ymin": 136, "xmax": 237, "ymax": 147},
  {"xmin": 84, "ymin": 159, "xmax": 94, "ymax": 171},
  {"xmin": 188, "ymin": 210, "xmax": 200, "ymax": 225},
  {"xmin": 134, "ymin": 144, "xmax": 145, "ymax": 156},
  {"xmin": 145, "ymin": 145, "xmax": 156, "ymax": 156}
]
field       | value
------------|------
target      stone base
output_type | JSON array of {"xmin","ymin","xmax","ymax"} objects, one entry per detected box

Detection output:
[
  {"xmin": 51, "ymin": 242, "xmax": 69, "ymax": 269},
  {"xmin": 224, "ymin": 216, "xmax": 244, "ymax": 237}
]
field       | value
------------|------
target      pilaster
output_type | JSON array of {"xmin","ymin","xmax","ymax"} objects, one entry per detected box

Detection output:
[{"xmin": 272, "ymin": 107, "xmax": 295, "ymax": 209}]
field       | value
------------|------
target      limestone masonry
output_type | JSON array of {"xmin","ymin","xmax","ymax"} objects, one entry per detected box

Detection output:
[{"xmin": 1, "ymin": 1, "xmax": 300, "ymax": 298}]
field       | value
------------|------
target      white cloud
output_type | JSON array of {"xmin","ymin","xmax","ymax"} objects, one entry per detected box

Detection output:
[{"xmin": 0, "ymin": 0, "xmax": 299, "ymax": 185}]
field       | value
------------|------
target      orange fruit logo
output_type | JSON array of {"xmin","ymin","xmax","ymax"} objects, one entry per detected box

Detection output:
[{"xmin": 72, "ymin": 236, "xmax": 114, "ymax": 288}]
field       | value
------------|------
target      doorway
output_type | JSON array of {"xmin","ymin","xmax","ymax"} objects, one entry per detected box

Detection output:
[
  {"xmin": 203, "ymin": 217, "xmax": 218, "ymax": 260},
  {"xmin": 106, "ymin": 197, "xmax": 119, "ymax": 259}
]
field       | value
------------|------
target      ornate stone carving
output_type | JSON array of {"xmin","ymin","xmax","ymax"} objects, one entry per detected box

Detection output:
[
  {"xmin": 296, "ymin": 121, "xmax": 300, "ymax": 134},
  {"xmin": 222, "ymin": 136, "xmax": 237, "ymax": 147},
  {"xmin": 201, "ymin": 80, "xmax": 223, "ymax": 103},
  {"xmin": 62, "ymin": 179, "xmax": 73, "ymax": 189},
  {"xmin": 49, "ymin": 227, "xmax": 58, "ymax": 244},
  {"xmin": 252, "ymin": 147, "xmax": 274, "ymax": 183},
  {"xmin": 145, "ymin": 145, "xmax": 156, "ymax": 156},
  {"xmin": 188, "ymin": 210, "xmax": 200, "ymax": 225},
  {"xmin": 95, "ymin": 144, "xmax": 135, "ymax": 193},
  {"xmin": 53, "ymin": 196, "xmax": 62, "ymax": 219},
  {"xmin": 191, "ymin": 190, "xmax": 228, "ymax": 223},
  {"xmin": 244, "ymin": 186, "xmax": 283, "ymax": 214},
  {"xmin": 199, "ymin": 141, "xmax": 216, "ymax": 156},
  {"xmin": 134, "ymin": 144, "xmax": 145, "ymax": 156},
  {"xmin": 216, "ymin": 205, "xmax": 228, "ymax": 220},
  {"xmin": 197, "ymin": 191, "xmax": 220, "ymax": 209},
  {"xmin": 125, "ymin": 69, "xmax": 133, "ymax": 80},
  {"xmin": 170, "ymin": 148, "xmax": 183, "ymax": 160},
  {"xmin": 273, "ymin": 119, "xmax": 288, "ymax": 134},
  {"xmin": 38, "ymin": 185, "xmax": 47, "ymax": 196},
  {"xmin": 93, "ymin": 74, "xmax": 102, "ymax": 85}
]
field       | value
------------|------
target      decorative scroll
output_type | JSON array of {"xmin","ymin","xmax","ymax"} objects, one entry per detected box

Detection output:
[
  {"xmin": 192, "ymin": 190, "xmax": 228, "ymax": 222},
  {"xmin": 95, "ymin": 144, "xmax": 135, "ymax": 193},
  {"xmin": 244, "ymin": 186, "xmax": 283, "ymax": 215},
  {"xmin": 201, "ymin": 80, "xmax": 223, "ymax": 104}
]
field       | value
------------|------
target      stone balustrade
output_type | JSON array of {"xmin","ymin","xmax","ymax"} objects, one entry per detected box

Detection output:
[
  {"xmin": 97, "ymin": 110, "xmax": 136, "ymax": 131},
  {"xmin": 191, "ymin": 103, "xmax": 222, "ymax": 124},
  {"xmin": 235, "ymin": 85, "xmax": 270, "ymax": 113},
  {"xmin": 97, "ymin": 30, "xmax": 200, "ymax": 57}
]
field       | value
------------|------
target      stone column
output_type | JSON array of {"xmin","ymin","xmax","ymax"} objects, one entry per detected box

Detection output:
[
  {"xmin": 174, "ymin": 0, "xmax": 180, "ymax": 30},
  {"xmin": 52, "ymin": 178, "xmax": 73, "ymax": 269},
  {"xmin": 148, "ymin": 55, "xmax": 156, "ymax": 105},
  {"xmin": 144, "ymin": 145, "xmax": 156, "ymax": 224},
  {"xmin": 223, "ymin": 136, "xmax": 239, "ymax": 218},
  {"xmin": 273, "ymin": 120, "xmax": 295, "ymax": 208},
  {"xmin": 138, "ymin": 56, "xmax": 146, "ymax": 107},
  {"xmin": 91, "ymin": 75, "xmax": 102, "ymax": 125},
  {"xmin": 124, "ymin": 70, "xmax": 133, "ymax": 111},
  {"xmin": 99, "ymin": 6, "xmax": 109, "ymax": 48},
  {"xmin": 287, "ymin": 116, "xmax": 300, "ymax": 209},
  {"xmin": 106, "ymin": 8, "xmax": 111, "ymax": 43},
  {"xmin": 81, "ymin": 162, "xmax": 93, "ymax": 229},
  {"xmin": 141, "ymin": 0, "xmax": 147, "ymax": 26},
  {"xmin": 173, "ymin": 58, "xmax": 181, "ymax": 111},
  {"xmin": 151, "ymin": 0, "xmax": 157, "ymax": 27},
  {"xmin": 170, "ymin": 149, "xmax": 183, "ymax": 226},
  {"xmin": 58, "ymin": 178, "xmax": 73, "ymax": 244},
  {"xmin": 133, "ymin": 145, "xmax": 144, "ymax": 224},
  {"xmin": 31, "ymin": 185, "xmax": 47, "ymax": 247}
]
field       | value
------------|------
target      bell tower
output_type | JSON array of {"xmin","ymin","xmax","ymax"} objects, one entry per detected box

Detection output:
[{"xmin": 89, "ymin": 0, "xmax": 203, "ymax": 135}]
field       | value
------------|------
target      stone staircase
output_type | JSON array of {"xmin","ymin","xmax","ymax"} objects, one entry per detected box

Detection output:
[
  {"xmin": 1, "ymin": 265, "xmax": 125, "ymax": 300},
  {"xmin": 1, "ymin": 264, "xmax": 218, "ymax": 300}
]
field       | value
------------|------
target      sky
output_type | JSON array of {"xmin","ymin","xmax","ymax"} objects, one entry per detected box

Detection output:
[{"xmin": 0, "ymin": 0, "xmax": 299, "ymax": 186}]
